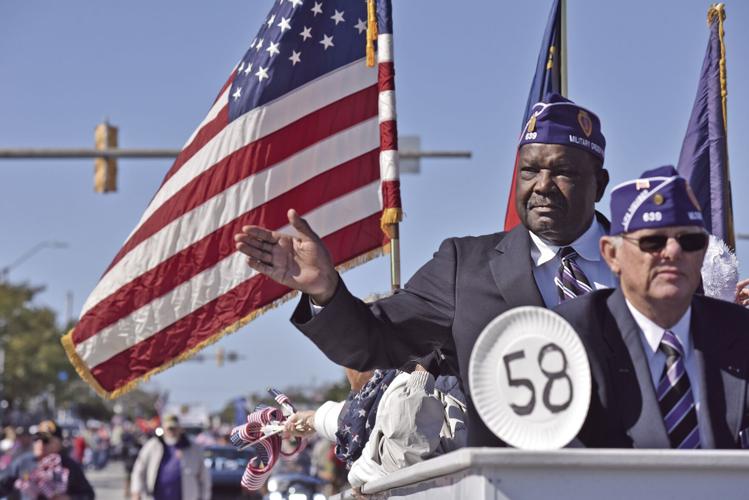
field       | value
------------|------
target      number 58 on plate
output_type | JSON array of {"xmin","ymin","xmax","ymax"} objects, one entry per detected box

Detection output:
[{"xmin": 469, "ymin": 307, "xmax": 591, "ymax": 450}]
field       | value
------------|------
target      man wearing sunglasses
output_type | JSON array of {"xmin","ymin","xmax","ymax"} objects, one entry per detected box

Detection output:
[{"xmin": 556, "ymin": 166, "xmax": 749, "ymax": 449}]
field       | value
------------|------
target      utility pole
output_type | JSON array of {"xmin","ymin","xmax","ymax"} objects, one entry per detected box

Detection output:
[{"xmin": 65, "ymin": 291, "xmax": 74, "ymax": 326}]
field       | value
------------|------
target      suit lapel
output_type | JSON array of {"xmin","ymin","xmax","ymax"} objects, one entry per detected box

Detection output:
[
  {"xmin": 490, "ymin": 225, "xmax": 545, "ymax": 308},
  {"xmin": 605, "ymin": 289, "xmax": 670, "ymax": 448},
  {"xmin": 690, "ymin": 348, "xmax": 716, "ymax": 448},
  {"xmin": 692, "ymin": 297, "xmax": 746, "ymax": 448}
]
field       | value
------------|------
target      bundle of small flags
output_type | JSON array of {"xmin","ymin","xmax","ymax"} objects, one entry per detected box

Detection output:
[
  {"xmin": 14, "ymin": 453, "xmax": 69, "ymax": 498},
  {"xmin": 230, "ymin": 388, "xmax": 306, "ymax": 491}
]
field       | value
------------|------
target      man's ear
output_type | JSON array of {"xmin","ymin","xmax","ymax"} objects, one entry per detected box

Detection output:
[
  {"xmin": 600, "ymin": 236, "xmax": 620, "ymax": 275},
  {"xmin": 595, "ymin": 168, "xmax": 610, "ymax": 202}
]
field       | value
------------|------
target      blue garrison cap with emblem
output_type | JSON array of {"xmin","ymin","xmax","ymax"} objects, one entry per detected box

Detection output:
[
  {"xmin": 518, "ymin": 93, "xmax": 606, "ymax": 162},
  {"xmin": 609, "ymin": 165, "xmax": 705, "ymax": 235}
]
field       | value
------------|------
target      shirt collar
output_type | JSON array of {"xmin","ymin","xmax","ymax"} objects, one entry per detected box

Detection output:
[
  {"xmin": 528, "ymin": 217, "xmax": 606, "ymax": 267},
  {"xmin": 625, "ymin": 299, "xmax": 692, "ymax": 359}
]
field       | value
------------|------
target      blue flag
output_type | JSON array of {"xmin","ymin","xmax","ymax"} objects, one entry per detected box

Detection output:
[
  {"xmin": 521, "ymin": 0, "xmax": 564, "ymax": 128},
  {"xmin": 234, "ymin": 397, "xmax": 247, "ymax": 425},
  {"xmin": 677, "ymin": 5, "xmax": 734, "ymax": 248},
  {"xmin": 505, "ymin": 0, "xmax": 565, "ymax": 230}
]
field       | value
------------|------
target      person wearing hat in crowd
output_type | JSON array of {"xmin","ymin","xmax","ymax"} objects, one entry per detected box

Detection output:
[
  {"xmin": 130, "ymin": 415, "xmax": 210, "ymax": 500},
  {"xmin": 0, "ymin": 420, "xmax": 95, "ymax": 500},
  {"xmin": 234, "ymin": 93, "xmax": 614, "ymax": 447},
  {"xmin": 555, "ymin": 166, "xmax": 749, "ymax": 449}
]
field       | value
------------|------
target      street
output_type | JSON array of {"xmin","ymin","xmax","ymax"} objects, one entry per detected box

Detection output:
[{"xmin": 86, "ymin": 461, "xmax": 128, "ymax": 499}]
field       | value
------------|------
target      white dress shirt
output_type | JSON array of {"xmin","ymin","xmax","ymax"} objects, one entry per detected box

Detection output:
[
  {"xmin": 528, "ymin": 219, "xmax": 616, "ymax": 307},
  {"xmin": 624, "ymin": 301, "xmax": 709, "ymax": 442}
]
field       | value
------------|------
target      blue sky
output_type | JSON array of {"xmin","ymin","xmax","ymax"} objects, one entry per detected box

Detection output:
[{"xmin": 1, "ymin": 0, "xmax": 747, "ymax": 411}]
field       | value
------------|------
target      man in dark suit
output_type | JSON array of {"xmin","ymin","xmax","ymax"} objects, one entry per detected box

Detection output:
[
  {"xmin": 557, "ymin": 166, "xmax": 749, "ymax": 449},
  {"xmin": 234, "ymin": 94, "xmax": 614, "ymax": 446}
]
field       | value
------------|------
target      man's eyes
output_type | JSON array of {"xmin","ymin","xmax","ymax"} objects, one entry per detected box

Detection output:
[
  {"xmin": 555, "ymin": 170, "xmax": 575, "ymax": 177},
  {"xmin": 520, "ymin": 167, "xmax": 575, "ymax": 177}
]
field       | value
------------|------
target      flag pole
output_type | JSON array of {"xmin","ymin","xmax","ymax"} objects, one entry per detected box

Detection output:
[
  {"xmin": 710, "ymin": 3, "xmax": 735, "ymax": 250},
  {"xmin": 390, "ymin": 227, "xmax": 401, "ymax": 290},
  {"xmin": 369, "ymin": 0, "xmax": 403, "ymax": 291},
  {"xmin": 561, "ymin": 0, "xmax": 568, "ymax": 96}
]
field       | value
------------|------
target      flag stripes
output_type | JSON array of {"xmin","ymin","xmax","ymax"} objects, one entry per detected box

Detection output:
[
  {"xmin": 90, "ymin": 213, "xmax": 384, "ymax": 393},
  {"xmin": 136, "ymin": 60, "xmax": 377, "ymax": 241},
  {"xmin": 74, "ymin": 148, "xmax": 381, "ymax": 345},
  {"xmin": 97, "ymin": 83, "xmax": 379, "ymax": 288}
]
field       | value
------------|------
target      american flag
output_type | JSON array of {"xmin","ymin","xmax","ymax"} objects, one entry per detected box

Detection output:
[{"xmin": 62, "ymin": 0, "xmax": 401, "ymax": 398}]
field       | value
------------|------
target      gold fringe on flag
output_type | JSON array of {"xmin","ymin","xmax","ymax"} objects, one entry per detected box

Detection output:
[
  {"xmin": 708, "ymin": 3, "xmax": 727, "ymax": 131},
  {"xmin": 61, "ymin": 245, "xmax": 388, "ymax": 400},
  {"xmin": 545, "ymin": 46, "xmax": 556, "ymax": 71},
  {"xmin": 380, "ymin": 207, "xmax": 403, "ymax": 239},
  {"xmin": 366, "ymin": 0, "xmax": 378, "ymax": 67}
]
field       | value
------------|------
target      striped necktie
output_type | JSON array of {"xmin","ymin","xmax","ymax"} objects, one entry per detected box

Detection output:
[
  {"xmin": 657, "ymin": 330, "xmax": 701, "ymax": 449},
  {"xmin": 554, "ymin": 246, "xmax": 593, "ymax": 303}
]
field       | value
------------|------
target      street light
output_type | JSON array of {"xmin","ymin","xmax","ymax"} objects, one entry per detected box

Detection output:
[{"xmin": 0, "ymin": 240, "xmax": 69, "ymax": 281}]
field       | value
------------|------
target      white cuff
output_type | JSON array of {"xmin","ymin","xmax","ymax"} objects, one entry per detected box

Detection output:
[
  {"xmin": 313, "ymin": 400, "xmax": 344, "ymax": 441},
  {"xmin": 309, "ymin": 298, "xmax": 324, "ymax": 316}
]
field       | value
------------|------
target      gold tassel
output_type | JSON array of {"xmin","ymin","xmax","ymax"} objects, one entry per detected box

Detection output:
[
  {"xmin": 380, "ymin": 207, "xmax": 403, "ymax": 239},
  {"xmin": 366, "ymin": 0, "xmax": 378, "ymax": 67},
  {"xmin": 546, "ymin": 46, "xmax": 556, "ymax": 71}
]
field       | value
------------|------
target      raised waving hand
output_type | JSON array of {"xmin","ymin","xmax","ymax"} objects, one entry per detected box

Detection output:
[{"xmin": 234, "ymin": 209, "xmax": 339, "ymax": 305}]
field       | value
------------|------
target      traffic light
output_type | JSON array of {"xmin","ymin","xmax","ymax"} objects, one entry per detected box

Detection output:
[
  {"xmin": 94, "ymin": 121, "xmax": 118, "ymax": 193},
  {"xmin": 216, "ymin": 347, "xmax": 225, "ymax": 367}
]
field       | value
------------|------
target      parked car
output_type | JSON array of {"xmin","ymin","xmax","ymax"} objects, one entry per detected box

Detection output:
[
  {"xmin": 264, "ymin": 471, "xmax": 327, "ymax": 500},
  {"xmin": 204, "ymin": 445, "xmax": 260, "ymax": 499}
]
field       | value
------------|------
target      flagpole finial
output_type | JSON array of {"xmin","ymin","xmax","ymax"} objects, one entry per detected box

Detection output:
[{"xmin": 707, "ymin": 3, "xmax": 725, "ymax": 25}]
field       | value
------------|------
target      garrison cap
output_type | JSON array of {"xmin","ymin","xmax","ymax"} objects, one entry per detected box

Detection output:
[
  {"xmin": 610, "ymin": 165, "xmax": 705, "ymax": 235},
  {"xmin": 519, "ymin": 93, "xmax": 606, "ymax": 162}
]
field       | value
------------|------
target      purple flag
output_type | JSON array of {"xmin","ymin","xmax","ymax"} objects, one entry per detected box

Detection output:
[{"xmin": 676, "ymin": 5, "xmax": 734, "ymax": 248}]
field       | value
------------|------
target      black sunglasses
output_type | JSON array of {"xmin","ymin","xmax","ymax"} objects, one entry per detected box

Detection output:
[{"xmin": 621, "ymin": 232, "xmax": 708, "ymax": 253}]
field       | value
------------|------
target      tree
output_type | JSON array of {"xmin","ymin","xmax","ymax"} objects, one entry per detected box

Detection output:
[
  {"xmin": 0, "ymin": 282, "xmax": 74, "ymax": 418},
  {"xmin": 322, "ymin": 376, "xmax": 350, "ymax": 403},
  {"xmin": 0, "ymin": 281, "xmax": 163, "ymax": 423}
]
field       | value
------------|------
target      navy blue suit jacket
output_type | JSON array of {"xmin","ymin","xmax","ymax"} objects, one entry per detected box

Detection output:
[
  {"xmin": 293, "ymin": 220, "xmax": 562, "ymax": 447},
  {"xmin": 555, "ymin": 288, "xmax": 749, "ymax": 448}
]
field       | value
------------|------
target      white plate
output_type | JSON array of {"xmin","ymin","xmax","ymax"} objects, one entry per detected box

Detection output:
[{"xmin": 469, "ymin": 306, "xmax": 591, "ymax": 450}]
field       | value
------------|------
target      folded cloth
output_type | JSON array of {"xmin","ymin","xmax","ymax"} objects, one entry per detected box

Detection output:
[{"xmin": 335, "ymin": 369, "xmax": 398, "ymax": 467}]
